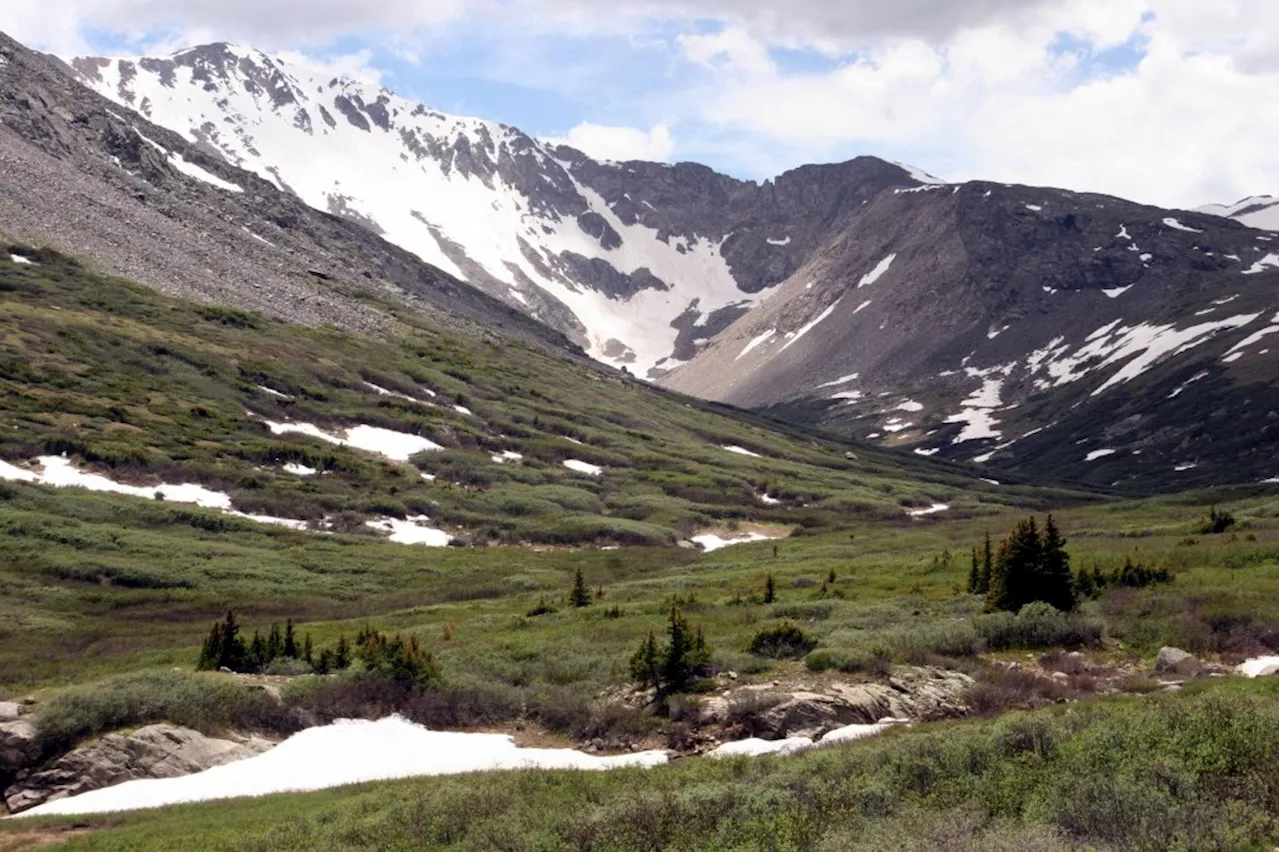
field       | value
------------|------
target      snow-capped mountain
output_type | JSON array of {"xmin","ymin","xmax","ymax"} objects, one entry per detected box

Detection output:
[
  {"xmin": 1194, "ymin": 196, "xmax": 1279, "ymax": 232},
  {"xmin": 2, "ymin": 33, "xmax": 1273, "ymax": 492},
  {"xmin": 67, "ymin": 43, "xmax": 921, "ymax": 377}
]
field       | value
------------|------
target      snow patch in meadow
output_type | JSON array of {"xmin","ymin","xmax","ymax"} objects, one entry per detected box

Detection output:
[
  {"xmin": 226, "ymin": 511, "xmax": 309, "ymax": 530},
  {"xmin": 255, "ymin": 385, "xmax": 291, "ymax": 399},
  {"xmin": 0, "ymin": 455, "xmax": 232, "ymax": 508},
  {"xmin": 905, "ymin": 503, "xmax": 949, "ymax": 517},
  {"xmin": 707, "ymin": 737, "xmax": 813, "ymax": 758},
  {"xmin": 365, "ymin": 516, "xmax": 452, "ymax": 546},
  {"xmin": 19, "ymin": 716, "xmax": 667, "ymax": 817},
  {"xmin": 1221, "ymin": 312, "xmax": 1279, "ymax": 362},
  {"xmin": 266, "ymin": 421, "xmax": 442, "ymax": 462},
  {"xmin": 721, "ymin": 445, "xmax": 762, "ymax": 458},
  {"xmin": 563, "ymin": 459, "xmax": 602, "ymax": 476},
  {"xmin": 491, "ymin": 450, "xmax": 523, "ymax": 463},
  {"xmin": 758, "ymin": 493, "xmax": 781, "ymax": 505},
  {"xmin": 692, "ymin": 531, "xmax": 773, "ymax": 552},
  {"xmin": 8, "ymin": 253, "xmax": 33, "ymax": 265},
  {"xmin": 363, "ymin": 382, "xmax": 429, "ymax": 405},
  {"xmin": 857, "ymin": 254, "xmax": 896, "ymax": 287},
  {"xmin": 1236, "ymin": 656, "xmax": 1280, "ymax": 678}
]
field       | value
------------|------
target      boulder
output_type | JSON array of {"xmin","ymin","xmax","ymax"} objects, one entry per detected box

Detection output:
[
  {"xmin": 1155, "ymin": 646, "xmax": 1200, "ymax": 675},
  {"xmin": 4, "ymin": 724, "xmax": 272, "ymax": 814},
  {"xmin": 0, "ymin": 702, "xmax": 21, "ymax": 722},
  {"xmin": 0, "ymin": 719, "xmax": 39, "ymax": 775}
]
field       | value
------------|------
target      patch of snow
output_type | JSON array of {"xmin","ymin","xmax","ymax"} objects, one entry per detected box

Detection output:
[
  {"xmin": 882, "ymin": 418, "xmax": 912, "ymax": 433},
  {"xmin": 852, "ymin": 299, "xmax": 872, "ymax": 315},
  {"xmin": 1115, "ymin": 224, "xmax": 1130, "ymax": 240},
  {"xmin": 706, "ymin": 737, "xmax": 813, "ymax": 758},
  {"xmin": 1235, "ymin": 655, "xmax": 1280, "ymax": 677},
  {"xmin": 1195, "ymin": 196, "xmax": 1280, "ymax": 232},
  {"xmin": 913, "ymin": 447, "xmax": 939, "ymax": 456},
  {"xmin": 721, "ymin": 445, "xmax": 762, "ymax": 458},
  {"xmin": 491, "ymin": 450, "xmax": 523, "ymax": 463},
  {"xmin": 1024, "ymin": 204, "xmax": 1042, "ymax": 211},
  {"xmin": 816, "ymin": 372, "xmax": 859, "ymax": 389},
  {"xmin": 736, "ymin": 329, "xmax": 776, "ymax": 361},
  {"xmin": 241, "ymin": 226, "xmax": 274, "ymax": 246},
  {"xmin": 1085, "ymin": 449, "xmax": 1116, "ymax": 461},
  {"xmin": 19, "ymin": 716, "xmax": 666, "ymax": 817},
  {"xmin": 758, "ymin": 493, "xmax": 781, "ymax": 505},
  {"xmin": 781, "ymin": 300, "xmax": 840, "ymax": 351},
  {"xmin": 8, "ymin": 254, "xmax": 33, "ymax": 265},
  {"xmin": 1166, "ymin": 370, "xmax": 1209, "ymax": 398},
  {"xmin": 891, "ymin": 161, "xmax": 946, "ymax": 184},
  {"xmin": 0, "ymin": 455, "xmax": 231, "ymax": 508},
  {"xmin": 830, "ymin": 390, "xmax": 863, "ymax": 401},
  {"xmin": 363, "ymin": 382, "xmax": 428, "ymax": 405},
  {"xmin": 1221, "ymin": 312, "xmax": 1279, "ymax": 361},
  {"xmin": 986, "ymin": 324, "xmax": 1009, "ymax": 339},
  {"xmin": 980, "ymin": 478, "xmax": 1000, "ymax": 485},
  {"xmin": 366, "ymin": 516, "xmax": 452, "ymax": 546},
  {"xmin": 1102, "ymin": 285, "xmax": 1132, "ymax": 299},
  {"xmin": 819, "ymin": 720, "xmax": 905, "ymax": 744},
  {"xmin": 1161, "ymin": 217, "xmax": 1201, "ymax": 233},
  {"xmin": 766, "ymin": 236, "xmax": 791, "ymax": 246},
  {"xmin": 905, "ymin": 503, "xmax": 948, "ymax": 517},
  {"xmin": 563, "ymin": 459, "xmax": 602, "ymax": 475},
  {"xmin": 282, "ymin": 463, "xmax": 317, "ymax": 476},
  {"xmin": 857, "ymin": 254, "xmax": 896, "ymax": 288},
  {"xmin": 1242, "ymin": 253, "xmax": 1278, "ymax": 274},
  {"xmin": 946, "ymin": 378, "xmax": 1004, "ymax": 443},
  {"xmin": 255, "ymin": 385, "xmax": 291, "ymax": 399},
  {"xmin": 227, "ymin": 511, "xmax": 309, "ymax": 530},
  {"xmin": 266, "ymin": 421, "xmax": 442, "ymax": 462},
  {"xmin": 692, "ymin": 531, "xmax": 773, "ymax": 552},
  {"xmin": 453, "ymin": 405, "xmax": 472, "ymax": 415},
  {"xmin": 1173, "ymin": 463, "xmax": 1197, "ymax": 472},
  {"xmin": 897, "ymin": 400, "xmax": 924, "ymax": 412}
]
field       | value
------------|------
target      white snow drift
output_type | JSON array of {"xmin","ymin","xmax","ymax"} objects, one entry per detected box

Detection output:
[{"xmin": 19, "ymin": 716, "xmax": 668, "ymax": 817}]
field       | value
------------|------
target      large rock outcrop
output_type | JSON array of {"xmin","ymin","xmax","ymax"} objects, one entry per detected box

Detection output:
[{"xmin": 4, "ymin": 724, "xmax": 272, "ymax": 814}]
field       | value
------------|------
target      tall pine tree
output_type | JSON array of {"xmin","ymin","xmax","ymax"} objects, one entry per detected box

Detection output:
[
  {"xmin": 569, "ymin": 568, "xmax": 592, "ymax": 607},
  {"xmin": 1039, "ymin": 514, "xmax": 1075, "ymax": 611}
]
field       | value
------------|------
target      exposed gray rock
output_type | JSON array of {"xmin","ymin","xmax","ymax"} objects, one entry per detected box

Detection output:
[
  {"xmin": 0, "ymin": 719, "xmax": 39, "ymax": 775},
  {"xmin": 0, "ymin": 702, "xmax": 21, "ymax": 722},
  {"xmin": 1156, "ymin": 646, "xmax": 1200, "ymax": 675},
  {"xmin": 3, "ymin": 724, "xmax": 272, "ymax": 814}
]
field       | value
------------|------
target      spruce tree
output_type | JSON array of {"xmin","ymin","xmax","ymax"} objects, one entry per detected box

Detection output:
[
  {"xmin": 967, "ymin": 547, "xmax": 981, "ymax": 594},
  {"xmin": 764, "ymin": 574, "xmax": 776, "ymax": 604},
  {"xmin": 980, "ymin": 531, "xmax": 993, "ymax": 594},
  {"xmin": 214, "ymin": 610, "xmax": 245, "ymax": 671},
  {"xmin": 629, "ymin": 630, "xmax": 660, "ymax": 688},
  {"xmin": 1039, "ymin": 514, "xmax": 1076, "ymax": 611},
  {"xmin": 985, "ymin": 517, "xmax": 1040, "ymax": 613},
  {"xmin": 197, "ymin": 621, "xmax": 223, "ymax": 670},
  {"xmin": 266, "ymin": 623, "xmax": 282, "ymax": 662},
  {"xmin": 335, "ymin": 634, "xmax": 351, "ymax": 669},
  {"xmin": 283, "ymin": 619, "xmax": 298, "ymax": 658},
  {"xmin": 303, "ymin": 634, "xmax": 314, "ymax": 667},
  {"xmin": 248, "ymin": 630, "xmax": 267, "ymax": 671},
  {"xmin": 569, "ymin": 568, "xmax": 592, "ymax": 608}
]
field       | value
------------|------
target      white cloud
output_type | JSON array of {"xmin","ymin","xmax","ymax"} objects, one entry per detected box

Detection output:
[
  {"xmin": 273, "ymin": 48, "xmax": 386, "ymax": 86},
  {"xmin": 677, "ymin": 28, "xmax": 773, "ymax": 74},
  {"xmin": 545, "ymin": 122, "xmax": 676, "ymax": 162}
]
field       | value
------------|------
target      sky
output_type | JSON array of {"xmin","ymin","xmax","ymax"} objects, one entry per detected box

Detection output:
[{"xmin": 4, "ymin": 0, "xmax": 1277, "ymax": 209}]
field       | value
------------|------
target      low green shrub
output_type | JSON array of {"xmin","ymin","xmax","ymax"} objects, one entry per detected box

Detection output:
[{"xmin": 748, "ymin": 621, "xmax": 818, "ymax": 658}]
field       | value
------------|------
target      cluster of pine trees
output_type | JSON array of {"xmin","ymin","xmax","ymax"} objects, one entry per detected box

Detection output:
[
  {"xmin": 969, "ymin": 515, "xmax": 1075, "ymax": 613},
  {"xmin": 1074, "ymin": 557, "xmax": 1171, "ymax": 599},
  {"xmin": 196, "ymin": 612, "xmax": 438, "ymax": 686},
  {"xmin": 630, "ymin": 605, "xmax": 711, "ymax": 697}
]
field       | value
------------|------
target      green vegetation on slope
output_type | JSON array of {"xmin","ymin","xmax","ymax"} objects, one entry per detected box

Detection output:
[{"xmin": 12, "ymin": 681, "xmax": 1275, "ymax": 851}]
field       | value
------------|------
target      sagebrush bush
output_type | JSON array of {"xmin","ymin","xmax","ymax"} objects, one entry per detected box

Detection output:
[{"xmin": 748, "ymin": 621, "xmax": 818, "ymax": 658}]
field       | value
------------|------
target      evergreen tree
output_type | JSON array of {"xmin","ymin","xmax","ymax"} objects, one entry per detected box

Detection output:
[
  {"xmin": 1039, "ymin": 514, "xmax": 1076, "ymax": 611},
  {"xmin": 302, "ymin": 634, "xmax": 314, "ymax": 667},
  {"xmin": 629, "ymin": 630, "xmax": 660, "ymax": 688},
  {"xmin": 985, "ymin": 517, "xmax": 1040, "ymax": 613},
  {"xmin": 967, "ymin": 547, "xmax": 981, "ymax": 594},
  {"xmin": 248, "ymin": 630, "xmax": 267, "ymax": 672},
  {"xmin": 1074, "ymin": 567, "xmax": 1096, "ymax": 600},
  {"xmin": 315, "ymin": 647, "xmax": 334, "ymax": 674},
  {"xmin": 266, "ymin": 623, "xmax": 282, "ymax": 662},
  {"xmin": 764, "ymin": 574, "xmax": 776, "ymax": 604},
  {"xmin": 196, "ymin": 620, "xmax": 223, "ymax": 670},
  {"xmin": 214, "ymin": 610, "xmax": 245, "ymax": 671},
  {"xmin": 335, "ymin": 634, "xmax": 351, "ymax": 669},
  {"xmin": 980, "ymin": 532, "xmax": 993, "ymax": 594},
  {"xmin": 283, "ymin": 618, "xmax": 298, "ymax": 658},
  {"xmin": 569, "ymin": 568, "xmax": 592, "ymax": 608},
  {"xmin": 827, "ymin": 568, "xmax": 837, "ymax": 585}
]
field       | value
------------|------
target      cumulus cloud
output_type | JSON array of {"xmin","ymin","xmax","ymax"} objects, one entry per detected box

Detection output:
[{"xmin": 545, "ymin": 122, "xmax": 676, "ymax": 162}]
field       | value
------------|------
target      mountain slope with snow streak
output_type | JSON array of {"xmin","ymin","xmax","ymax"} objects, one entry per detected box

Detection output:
[
  {"xmin": 1194, "ymin": 196, "xmax": 1279, "ymax": 232},
  {"xmin": 65, "ymin": 44, "xmax": 921, "ymax": 375}
]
